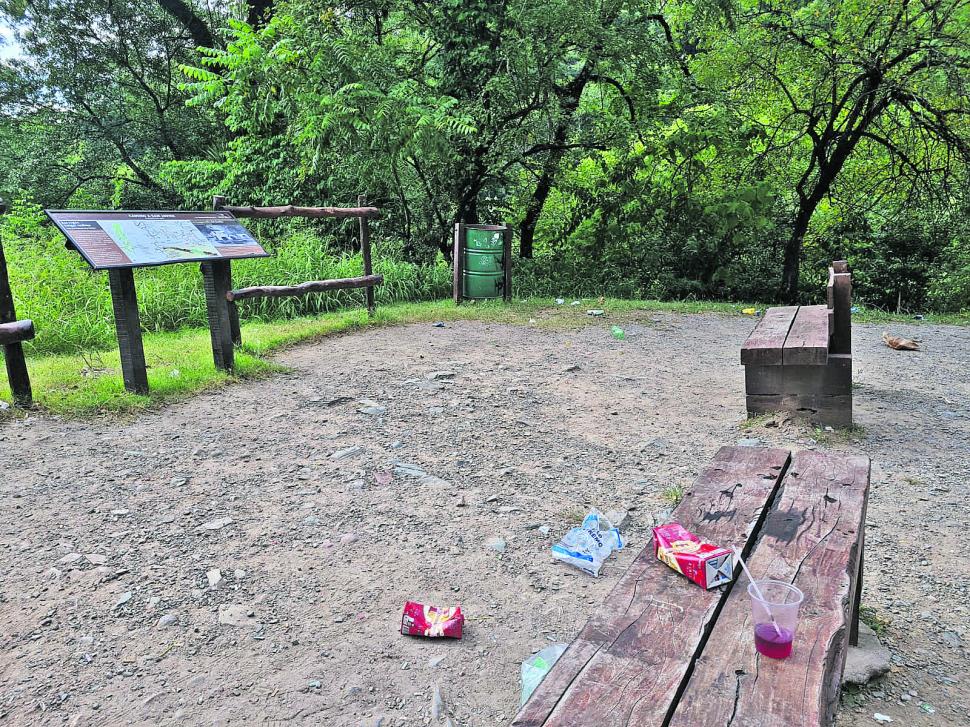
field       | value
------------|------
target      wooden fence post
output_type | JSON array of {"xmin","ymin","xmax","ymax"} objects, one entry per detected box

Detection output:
[
  {"xmin": 453, "ymin": 223, "xmax": 465, "ymax": 304},
  {"xmin": 107, "ymin": 268, "xmax": 149, "ymax": 394},
  {"xmin": 201, "ymin": 261, "xmax": 235, "ymax": 372},
  {"xmin": 0, "ymin": 237, "xmax": 32, "ymax": 406},
  {"xmin": 212, "ymin": 195, "xmax": 242, "ymax": 345},
  {"xmin": 358, "ymin": 194, "xmax": 375, "ymax": 315},
  {"xmin": 502, "ymin": 222, "xmax": 513, "ymax": 303}
]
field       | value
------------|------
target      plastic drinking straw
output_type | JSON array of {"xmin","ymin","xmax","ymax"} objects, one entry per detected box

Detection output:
[{"xmin": 732, "ymin": 547, "xmax": 783, "ymax": 637}]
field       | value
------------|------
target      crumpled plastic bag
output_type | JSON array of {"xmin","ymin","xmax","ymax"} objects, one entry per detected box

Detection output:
[
  {"xmin": 520, "ymin": 643, "xmax": 569, "ymax": 706},
  {"xmin": 551, "ymin": 509, "xmax": 624, "ymax": 576}
]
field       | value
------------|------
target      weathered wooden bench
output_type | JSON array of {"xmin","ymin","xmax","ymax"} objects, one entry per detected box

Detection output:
[
  {"xmin": 513, "ymin": 445, "xmax": 870, "ymax": 727},
  {"xmin": 0, "ymin": 235, "xmax": 34, "ymax": 407},
  {"xmin": 742, "ymin": 262, "xmax": 853, "ymax": 427}
]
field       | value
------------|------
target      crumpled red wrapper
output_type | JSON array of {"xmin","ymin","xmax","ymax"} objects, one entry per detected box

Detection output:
[{"xmin": 400, "ymin": 601, "xmax": 463, "ymax": 639}]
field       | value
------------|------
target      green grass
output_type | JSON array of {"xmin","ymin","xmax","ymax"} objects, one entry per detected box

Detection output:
[{"xmin": 2, "ymin": 296, "xmax": 968, "ymax": 418}]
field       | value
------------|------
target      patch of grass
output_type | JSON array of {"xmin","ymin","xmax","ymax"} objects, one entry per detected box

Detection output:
[
  {"xmin": 812, "ymin": 423, "xmax": 866, "ymax": 444},
  {"xmin": 662, "ymin": 483, "xmax": 686, "ymax": 506},
  {"xmin": 739, "ymin": 412, "xmax": 778, "ymax": 429},
  {"xmin": 859, "ymin": 605, "xmax": 891, "ymax": 636}
]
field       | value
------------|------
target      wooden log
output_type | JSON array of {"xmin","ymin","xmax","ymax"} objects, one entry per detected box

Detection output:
[
  {"xmin": 784, "ymin": 304, "xmax": 829, "ymax": 365},
  {"xmin": 359, "ymin": 194, "xmax": 375, "ymax": 315},
  {"xmin": 513, "ymin": 446, "xmax": 792, "ymax": 727},
  {"xmin": 226, "ymin": 274, "xmax": 384, "ymax": 302},
  {"xmin": 107, "ymin": 269, "xmax": 149, "ymax": 395},
  {"xmin": 502, "ymin": 223, "xmax": 513, "ymax": 302},
  {"xmin": 0, "ymin": 238, "xmax": 32, "ymax": 406},
  {"xmin": 453, "ymin": 224, "xmax": 464, "ymax": 305},
  {"xmin": 221, "ymin": 204, "xmax": 380, "ymax": 220},
  {"xmin": 668, "ymin": 450, "xmax": 870, "ymax": 727},
  {"xmin": 744, "ymin": 356, "xmax": 852, "ymax": 397},
  {"xmin": 828, "ymin": 269, "xmax": 852, "ymax": 356},
  {"xmin": 212, "ymin": 196, "xmax": 242, "ymax": 346},
  {"xmin": 202, "ymin": 261, "xmax": 235, "ymax": 372},
  {"xmin": 0, "ymin": 319, "xmax": 34, "ymax": 345},
  {"xmin": 741, "ymin": 306, "xmax": 798, "ymax": 366}
]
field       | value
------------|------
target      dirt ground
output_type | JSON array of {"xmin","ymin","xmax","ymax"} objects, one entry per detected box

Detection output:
[{"xmin": 1, "ymin": 312, "xmax": 968, "ymax": 726}]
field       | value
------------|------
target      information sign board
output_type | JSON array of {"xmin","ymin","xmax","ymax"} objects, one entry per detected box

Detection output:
[{"xmin": 44, "ymin": 210, "xmax": 268, "ymax": 270}]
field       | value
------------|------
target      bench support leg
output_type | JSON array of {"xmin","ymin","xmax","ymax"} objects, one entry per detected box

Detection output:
[
  {"xmin": 359, "ymin": 195, "xmax": 375, "ymax": 316},
  {"xmin": 202, "ymin": 261, "xmax": 235, "ymax": 372},
  {"xmin": 108, "ymin": 269, "xmax": 149, "ymax": 395},
  {"xmin": 850, "ymin": 533, "xmax": 864, "ymax": 647}
]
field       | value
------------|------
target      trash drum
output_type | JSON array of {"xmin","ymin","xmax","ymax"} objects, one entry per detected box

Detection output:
[{"xmin": 463, "ymin": 226, "xmax": 506, "ymax": 300}]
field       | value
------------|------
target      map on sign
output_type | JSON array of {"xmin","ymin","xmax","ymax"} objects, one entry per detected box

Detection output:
[{"xmin": 44, "ymin": 210, "xmax": 268, "ymax": 270}]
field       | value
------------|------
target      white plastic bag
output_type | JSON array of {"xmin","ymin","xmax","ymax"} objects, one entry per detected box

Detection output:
[
  {"xmin": 550, "ymin": 509, "xmax": 624, "ymax": 576},
  {"xmin": 520, "ymin": 643, "xmax": 569, "ymax": 706}
]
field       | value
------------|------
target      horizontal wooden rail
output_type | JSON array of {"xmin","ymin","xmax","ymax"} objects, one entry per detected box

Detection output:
[
  {"xmin": 0, "ymin": 319, "xmax": 35, "ymax": 345},
  {"xmin": 227, "ymin": 274, "xmax": 384, "ymax": 302},
  {"xmin": 221, "ymin": 204, "xmax": 380, "ymax": 220}
]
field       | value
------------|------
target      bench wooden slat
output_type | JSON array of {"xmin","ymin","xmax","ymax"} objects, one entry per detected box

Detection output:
[
  {"xmin": 513, "ymin": 446, "xmax": 792, "ymax": 727},
  {"xmin": 740, "ymin": 306, "xmax": 798, "ymax": 366},
  {"xmin": 0, "ymin": 319, "xmax": 35, "ymax": 345},
  {"xmin": 744, "ymin": 355, "xmax": 851, "ymax": 397},
  {"xmin": 783, "ymin": 304, "xmax": 829, "ymax": 365},
  {"xmin": 668, "ymin": 450, "xmax": 870, "ymax": 727}
]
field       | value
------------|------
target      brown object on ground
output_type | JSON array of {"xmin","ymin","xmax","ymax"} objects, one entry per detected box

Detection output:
[
  {"xmin": 226, "ymin": 275, "xmax": 384, "ymax": 302},
  {"xmin": 742, "ymin": 261, "xmax": 853, "ymax": 426},
  {"xmin": 882, "ymin": 332, "xmax": 920, "ymax": 351},
  {"xmin": 668, "ymin": 450, "xmax": 870, "ymax": 727},
  {"xmin": 513, "ymin": 445, "xmax": 792, "ymax": 726},
  {"xmin": 515, "ymin": 447, "xmax": 870, "ymax": 727}
]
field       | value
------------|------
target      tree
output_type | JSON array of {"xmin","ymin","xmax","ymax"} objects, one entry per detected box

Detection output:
[{"xmin": 700, "ymin": 0, "xmax": 970, "ymax": 302}]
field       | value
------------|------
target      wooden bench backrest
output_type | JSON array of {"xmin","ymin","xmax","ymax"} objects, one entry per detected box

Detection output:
[{"xmin": 826, "ymin": 260, "xmax": 851, "ymax": 355}]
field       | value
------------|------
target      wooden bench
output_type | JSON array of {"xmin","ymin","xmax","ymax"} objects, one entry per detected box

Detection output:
[
  {"xmin": 0, "ymin": 235, "xmax": 34, "ymax": 407},
  {"xmin": 513, "ymin": 445, "xmax": 870, "ymax": 727},
  {"xmin": 742, "ymin": 262, "xmax": 853, "ymax": 427}
]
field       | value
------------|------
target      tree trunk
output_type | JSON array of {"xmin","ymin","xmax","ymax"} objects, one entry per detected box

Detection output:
[
  {"xmin": 157, "ymin": 0, "xmax": 217, "ymax": 48},
  {"xmin": 780, "ymin": 201, "xmax": 814, "ymax": 304},
  {"xmin": 518, "ymin": 59, "xmax": 596, "ymax": 258}
]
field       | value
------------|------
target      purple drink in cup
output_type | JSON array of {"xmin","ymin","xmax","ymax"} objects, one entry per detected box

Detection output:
[{"xmin": 747, "ymin": 580, "xmax": 803, "ymax": 660}]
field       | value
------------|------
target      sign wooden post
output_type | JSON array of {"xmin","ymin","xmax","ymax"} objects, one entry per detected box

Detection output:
[
  {"xmin": 201, "ymin": 260, "xmax": 235, "ymax": 371},
  {"xmin": 107, "ymin": 268, "xmax": 149, "ymax": 394},
  {"xmin": 358, "ymin": 194, "xmax": 375, "ymax": 315}
]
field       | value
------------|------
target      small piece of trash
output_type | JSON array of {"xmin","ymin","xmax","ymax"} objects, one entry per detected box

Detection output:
[
  {"xmin": 913, "ymin": 314, "xmax": 924, "ymax": 320},
  {"xmin": 586, "ymin": 309, "xmax": 604, "ymax": 316},
  {"xmin": 611, "ymin": 326, "xmax": 625, "ymax": 340},
  {"xmin": 555, "ymin": 298, "xmax": 564, "ymax": 305},
  {"xmin": 851, "ymin": 305, "xmax": 861, "ymax": 313},
  {"xmin": 919, "ymin": 703, "xmax": 935, "ymax": 714},
  {"xmin": 169, "ymin": 369, "xmax": 181, "ymax": 378},
  {"xmin": 741, "ymin": 308, "xmax": 756, "ymax": 315},
  {"xmin": 570, "ymin": 300, "xmax": 580, "ymax": 306},
  {"xmin": 873, "ymin": 714, "xmax": 893, "ymax": 724},
  {"xmin": 433, "ymin": 321, "xmax": 446, "ymax": 327}
]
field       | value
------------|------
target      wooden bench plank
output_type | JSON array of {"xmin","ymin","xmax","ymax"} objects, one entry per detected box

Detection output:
[
  {"xmin": 513, "ymin": 446, "xmax": 792, "ymax": 727},
  {"xmin": 741, "ymin": 306, "xmax": 798, "ymax": 366},
  {"xmin": 783, "ymin": 304, "xmax": 829, "ymax": 365},
  {"xmin": 668, "ymin": 450, "xmax": 870, "ymax": 727}
]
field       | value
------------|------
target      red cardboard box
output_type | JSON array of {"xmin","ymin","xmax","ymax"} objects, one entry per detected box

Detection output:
[{"xmin": 652, "ymin": 523, "xmax": 734, "ymax": 589}]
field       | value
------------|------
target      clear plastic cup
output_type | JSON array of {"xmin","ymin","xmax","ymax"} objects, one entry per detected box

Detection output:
[{"xmin": 747, "ymin": 580, "xmax": 804, "ymax": 659}]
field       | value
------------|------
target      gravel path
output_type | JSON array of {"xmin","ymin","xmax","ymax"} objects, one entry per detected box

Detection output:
[{"xmin": 1, "ymin": 313, "xmax": 967, "ymax": 726}]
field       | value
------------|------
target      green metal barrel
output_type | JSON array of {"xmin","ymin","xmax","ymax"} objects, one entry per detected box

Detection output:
[{"xmin": 463, "ymin": 227, "xmax": 505, "ymax": 300}]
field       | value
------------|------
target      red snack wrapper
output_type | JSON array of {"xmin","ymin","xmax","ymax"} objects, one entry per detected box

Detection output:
[
  {"xmin": 652, "ymin": 523, "xmax": 734, "ymax": 589},
  {"xmin": 400, "ymin": 601, "xmax": 464, "ymax": 639}
]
